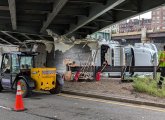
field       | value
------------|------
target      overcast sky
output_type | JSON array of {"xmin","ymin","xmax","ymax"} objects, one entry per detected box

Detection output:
[
  {"xmin": 131, "ymin": 11, "xmax": 151, "ymax": 19},
  {"xmin": 100, "ymin": 11, "xmax": 152, "ymax": 32}
]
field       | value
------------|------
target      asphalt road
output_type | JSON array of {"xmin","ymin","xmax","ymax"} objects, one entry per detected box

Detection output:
[{"xmin": 0, "ymin": 91, "xmax": 165, "ymax": 120}]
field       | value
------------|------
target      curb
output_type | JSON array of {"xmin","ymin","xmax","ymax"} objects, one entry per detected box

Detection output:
[{"xmin": 62, "ymin": 90, "xmax": 165, "ymax": 108}]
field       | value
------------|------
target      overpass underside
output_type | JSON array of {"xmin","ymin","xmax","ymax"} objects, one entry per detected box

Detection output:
[{"xmin": 0, "ymin": 0, "xmax": 164, "ymax": 45}]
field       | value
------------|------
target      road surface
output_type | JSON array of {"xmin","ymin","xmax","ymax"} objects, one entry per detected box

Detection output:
[{"xmin": 0, "ymin": 90, "xmax": 165, "ymax": 120}]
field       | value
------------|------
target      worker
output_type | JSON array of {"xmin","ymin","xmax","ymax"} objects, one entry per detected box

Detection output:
[
  {"xmin": 67, "ymin": 61, "xmax": 77, "ymax": 67},
  {"xmin": 158, "ymin": 45, "xmax": 165, "ymax": 89},
  {"xmin": 71, "ymin": 61, "xmax": 77, "ymax": 67}
]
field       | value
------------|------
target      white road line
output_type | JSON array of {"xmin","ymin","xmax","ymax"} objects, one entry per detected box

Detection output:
[{"xmin": 0, "ymin": 105, "xmax": 12, "ymax": 111}]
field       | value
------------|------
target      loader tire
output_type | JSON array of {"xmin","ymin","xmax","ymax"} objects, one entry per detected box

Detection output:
[
  {"xmin": 0, "ymin": 82, "xmax": 3, "ymax": 92},
  {"xmin": 49, "ymin": 81, "xmax": 62, "ymax": 94},
  {"xmin": 17, "ymin": 79, "xmax": 30, "ymax": 98}
]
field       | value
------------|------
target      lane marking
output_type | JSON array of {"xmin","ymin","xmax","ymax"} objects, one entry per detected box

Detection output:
[
  {"xmin": 59, "ymin": 93, "xmax": 165, "ymax": 113},
  {"xmin": 0, "ymin": 105, "xmax": 12, "ymax": 111}
]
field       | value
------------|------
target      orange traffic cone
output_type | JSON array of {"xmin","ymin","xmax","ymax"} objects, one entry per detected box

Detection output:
[{"xmin": 14, "ymin": 82, "xmax": 26, "ymax": 111}]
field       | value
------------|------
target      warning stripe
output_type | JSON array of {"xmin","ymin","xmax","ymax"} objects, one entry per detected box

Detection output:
[
  {"xmin": 17, "ymin": 85, "xmax": 21, "ymax": 91},
  {"xmin": 16, "ymin": 91, "xmax": 22, "ymax": 95}
]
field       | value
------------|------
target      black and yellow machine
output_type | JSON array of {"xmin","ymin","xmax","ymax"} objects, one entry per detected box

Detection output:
[{"xmin": 0, "ymin": 52, "xmax": 63, "ymax": 97}]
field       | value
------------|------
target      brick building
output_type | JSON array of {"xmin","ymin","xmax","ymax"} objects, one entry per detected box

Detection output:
[
  {"xmin": 151, "ymin": 6, "xmax": 165, "ymax": 30},
  {"xmin": 117, "ymin": 6, "xmax": 165, "ymax": 34},
  {"xmin": 119, "ymin": 18, "xmax": 152, "ymax": 33}
]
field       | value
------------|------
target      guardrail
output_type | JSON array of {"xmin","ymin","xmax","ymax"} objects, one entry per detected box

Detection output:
[{"xmin": 69, "ymin": 66, "xmax": 160, "ymax": 81}]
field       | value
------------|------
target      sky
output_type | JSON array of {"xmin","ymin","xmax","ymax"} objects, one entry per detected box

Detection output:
[
  {"xmin": 100, "ymin": 11, "xmax": 152, "ymax": 32},
  {"xmin": 130, "ymin": 11, "xmax": 151, "ymax": 20}
]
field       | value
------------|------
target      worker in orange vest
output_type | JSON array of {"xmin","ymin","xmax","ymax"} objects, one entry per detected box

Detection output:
[{"xmin": 158, "ymin": 45, "xmax": 165, "ymax": 88}]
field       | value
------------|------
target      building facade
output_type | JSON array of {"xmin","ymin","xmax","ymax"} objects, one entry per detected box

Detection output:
[
  {"xmin": 151, "ymin": 6, "xmax": 165, "ymax": 30},
  {"xmin": 113, "ymin": 6, "xmax": 165, "ymax": 34},
  {"xmin": 118, "ymin": 18, "xmax": 152, "ymax": 33}
]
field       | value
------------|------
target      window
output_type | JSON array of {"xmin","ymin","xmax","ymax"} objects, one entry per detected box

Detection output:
[
  {"xmin": 157, "ymin": 11, "xmax": 159, "ymax": 15},
  {"xmin": 1, "ymin": 54, "xmax": 11, "ymax": 73},
  {"xmin": 153, "ymin": 17, "xmax": 155, "ymax": 20},
  {"xmin": 20, "ymin": 56, "xmax": 33, "ymax": 69},
  {"xmin": 152, "ymin": 11, "xmax": 155, "ymax": 15},
  {"xmin": 11, "ymin": 54, "xmax": 19, "ymax": 73}
]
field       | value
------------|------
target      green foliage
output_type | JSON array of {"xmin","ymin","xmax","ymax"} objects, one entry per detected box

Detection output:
[{"xmin": 133, "ymin": 76, "xmax": 165, "ymax": 97}]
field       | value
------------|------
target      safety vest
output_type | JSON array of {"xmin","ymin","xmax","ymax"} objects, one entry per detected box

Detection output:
[{"xmin": 159, "ymin": 51, "xmax": 165, "ymax": 67}]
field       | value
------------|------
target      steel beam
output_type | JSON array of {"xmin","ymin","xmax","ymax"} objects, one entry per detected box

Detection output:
[
  {"xmin": 69, "ymin": 0, "xmax": 104, "ymax": 4},
  {"xmin": 8, "ymin": 0, "xmax": 17, "ymax": 30},
  {"xmin": 21, "ymin": 33, "xmax": 52, "ymax": 41},
  {"xmin": 37, "ymin": 35, "xmax": 49, "ymax": 40},
  {"xmin": 18, "ymin": 0, "xmax": 54, "ymax": 3},
  {"xmin": 2, "ymin": 31, "xmax": 28, "ymax": 47},
  {"xmin": 59, "ymin": 8, "xmax": 88, "ymax": 17},
  {"xmin": 65, "ymin": 0, "xmax": 125, "ymax": 35},
  {"xmin": 18, "ymin": 22, "xmax": 42, "ymax": 27},
  {"xmin": 18, "ymin": 15, "xmax": 46, "ymax": 21},
  {"xmin": 94, "ymin": 19, "xmax": 113, "ymax": 23},
  {"xmin": 0, "ymin": 37, "xmax": 13, "ymax": 45},
  {"xmin": 20, "ymin": 10, "xmax": 50, "ymax": 15},
  {"xmin": 17, "ymin": 3, "xmax": 52, "ymax": 11},
  {"xmin": 0, "ymin": 6, "xmax": 9, "ymax": 10},
  {"xmin": 81, "ymin": 26, "xmax": 97, "ymax": 29},
  {"xmin": 0, "ymin": 19, "xmax": 11, "ymax": 24},
  {"xmin": 20, "ymin": 33, "xmax": 33, "ymax": 40},
  {"xmin": 0, "ymin": 11, "xmax": 13, "ymax": 17},
  {"xmin": 112, "ymin": 8, "xmax": 138, "ymax": 12},
  {"xmin": 3, "ymin": 31, "xmax": 52, "ymax": 38},
  {"xmin": 53, "ymin": 18, "xmax": 77, "ymax": 24},
  {"xmin": 75, "ymin": 31, "xmax": 89, "ymax": 35},
  {"xmin": 49, "ymin": 24, "xmax": 69, "ymax": 30},
  {"xmin": 1, "ymin": 31, "xmax": 22, "ymax": 43},
  {"xmin": 40, "ymin": 0, "xmax": 68, "ymax": 33}
]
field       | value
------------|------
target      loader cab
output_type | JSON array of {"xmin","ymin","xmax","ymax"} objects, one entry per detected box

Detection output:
[{"xmin": 0, "ymin": 52, "xmax": 37, "ymax": 89}]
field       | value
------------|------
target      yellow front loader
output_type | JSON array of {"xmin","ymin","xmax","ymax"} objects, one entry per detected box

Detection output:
[{"xmin": 0, "ymin": 52, "xmax": 64, "ymax": 97}]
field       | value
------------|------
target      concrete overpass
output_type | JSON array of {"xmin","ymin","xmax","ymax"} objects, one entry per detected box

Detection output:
[
  {"xmin": 112, "ymin": 30, "xmax": 165, "ymax": 41},
  {"xmin": 0, "ymin": 0, "xmax": 165, "ymax": 45}
]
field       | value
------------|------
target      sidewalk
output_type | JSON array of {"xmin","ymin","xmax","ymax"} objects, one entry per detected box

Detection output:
[{"xmin": 63, "ymin": 79, "xmax": 165, "ymax": 108}]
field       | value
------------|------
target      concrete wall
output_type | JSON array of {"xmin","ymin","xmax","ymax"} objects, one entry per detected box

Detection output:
[
  {"xmin": 34, "ymin": 44, "xmax": 47, "ymax": 67},
  {"xmin": 49, "ymin": 43, "xmax": 92, "ymax": 73}
]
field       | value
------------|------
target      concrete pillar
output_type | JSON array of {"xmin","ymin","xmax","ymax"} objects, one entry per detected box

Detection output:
[{"xmin": 141, "ymin": 28, "xmax": 150, "ymax": 43}]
